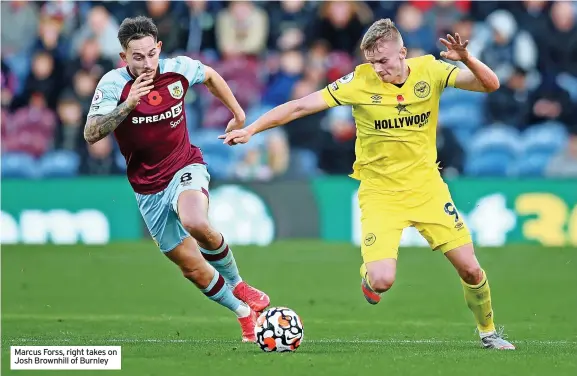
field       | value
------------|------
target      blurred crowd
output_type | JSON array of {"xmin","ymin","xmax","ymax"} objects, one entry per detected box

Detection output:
[{"xmin": 2, "ymin": 0, "xmax": 577, "ymax": 181}]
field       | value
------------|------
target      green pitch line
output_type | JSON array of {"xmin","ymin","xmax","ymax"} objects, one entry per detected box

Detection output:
[{"xmin": 2, "ymin": 241, "xmax": 576, "ymax": 376}]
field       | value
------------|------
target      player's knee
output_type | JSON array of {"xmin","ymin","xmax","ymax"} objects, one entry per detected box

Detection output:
[
  {"xmin": 180, "ymin": 214, "xmax": 211, "ymax": 239},
  {"xmin": 181, "ymin": 265, "xmax": 211, "ymax": 285},
  {"xmin": 459, "ymin": 264, "xmax": 483, "ymax": 285},
  {"xmin": 368, "ymin": 272, "xmax": 395, "ymax": 293}
]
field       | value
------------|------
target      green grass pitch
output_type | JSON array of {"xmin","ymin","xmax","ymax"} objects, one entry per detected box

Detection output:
[{"xmin": 2, "ymin": 241, "xmax": 576, "ymax": 376}]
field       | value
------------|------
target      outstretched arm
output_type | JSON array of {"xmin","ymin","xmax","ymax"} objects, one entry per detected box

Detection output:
[
  {"xmin": 203, "ymin": 65, "xmax": 246, "ymax": 131},
  {"xmin": 219, "ymin": 91, "xmax": 329, "ymax": 145},
  {"xmin": 440, "ymin": 33, "xmax": 500, "ymax": 93}
]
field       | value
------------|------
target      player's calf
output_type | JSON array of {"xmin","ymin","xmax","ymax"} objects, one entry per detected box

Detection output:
[
  {"xmin": 165, "ymin": 239, "xmax": 254, "ymax": 342},
  {"xmin": 360, "ymin": 261, "xmax": 396, "ymax": 305}
]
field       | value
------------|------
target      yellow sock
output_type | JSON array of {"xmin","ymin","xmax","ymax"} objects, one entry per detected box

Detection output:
[
  {"xmin": 360, "ymin": 263, "xmax": 374, "ymax": 289},
  {"xmin": 461, "ymin": 269, "xmax": 496, "ymax": 334}
]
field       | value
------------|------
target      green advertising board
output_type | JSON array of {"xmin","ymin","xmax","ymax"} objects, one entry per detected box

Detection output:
[
  {"xmin": 312, "ymin": 177, "xmax": 577, "ymax": 247},
  {"xmin": 1, "ymin": 178, "xmax": 142, "ymax": 244},
  {"xmin": 2, "ymin": 177, "xmax": 576, "ymax": 247}
]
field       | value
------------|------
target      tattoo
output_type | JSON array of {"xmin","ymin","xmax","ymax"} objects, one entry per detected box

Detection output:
[{"xmin": 84, "ymin": 101, "xmax": 134, "ymax": 144}]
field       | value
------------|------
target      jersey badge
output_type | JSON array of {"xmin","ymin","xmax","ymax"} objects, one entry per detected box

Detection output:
[
  {"xmin": 168, "ymin": 80, "xmax": 184, "ymax": 99},
  {"xmin": 338, "ymin": 72, "xmax": 354, "ymax": 84},
  {"xmin": 92, "ymin": 89, "xmax": 103, "ymax": 104},
  {"xmin": 371, "ymin": 95, "xmax": 382, "ymax": 104},
  {"xmin": 414, "ymin": 81, "xmax": 431, "ymax": 98}
]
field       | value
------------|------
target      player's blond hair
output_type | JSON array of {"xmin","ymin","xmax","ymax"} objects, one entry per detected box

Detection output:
[{"xmin": 360, "ymin": 18, "xmax": 403, "ymax": 52}]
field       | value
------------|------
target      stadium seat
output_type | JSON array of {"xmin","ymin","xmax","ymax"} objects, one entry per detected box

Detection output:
[
  {"xmin": 438, "ymin": 103, "xmax": 484, "ymax": 131},
  {"xmin": 191, "ymin": 130, "xmax": 233, "ymax": 179},
  {"xmin": 440, "ymin": 87, "xmax": 486, "ymax": 110},
  {"xmin": 514, "ymin": 151, "xmax": 552, "ymax": 177},
  {"xmin": 1, "ymin": 152, "xmax": 38, "ymax": 179},
  {"xmin": 286, "ymin": 148, "xmax": 320, "ymax": 178},
  {"xmin": 468, "ymin": 125, "xmax": 521, "ymax": 158},
  {"xmin": 464, "ymin": 151, "xmax": 514, "ymax": 177},
  {"xmin": 39, "ymin": 150, "xmax": 80, "ymax": 178},
  {"xmin": 115, "ymin": 151, "xmax": 127, "ymax": 172},
  {"xmin": 521, "ymin": 121, "xmax": 568, "ymax": 155}
]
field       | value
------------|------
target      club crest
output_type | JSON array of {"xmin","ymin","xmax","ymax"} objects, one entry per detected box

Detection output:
[{"xmin": 168, "ymin": 81, "xmax": 184, "ymax": 99}]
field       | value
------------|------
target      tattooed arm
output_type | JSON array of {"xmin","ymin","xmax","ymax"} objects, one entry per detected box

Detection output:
[
  {"xmin": 84, "ymin": 101, "xmax": 134, "ymax": 144},
  {"xmin": 84, "ymin": 73, "xmax": 154, "ymax": 144}
]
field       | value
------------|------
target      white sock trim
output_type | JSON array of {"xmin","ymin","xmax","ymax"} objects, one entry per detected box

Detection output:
[
  {"xmin": 479, "ymin": 330, "xmax": 495, "ymax": 339},
  {"xmin": 234, "ymin": 302, "xmax": 251, "ymax": 318}
]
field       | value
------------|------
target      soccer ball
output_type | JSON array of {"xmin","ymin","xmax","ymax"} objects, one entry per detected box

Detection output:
[{"xmin": 254, "ymin": 307, "xmax": 304, "ymax": 352}]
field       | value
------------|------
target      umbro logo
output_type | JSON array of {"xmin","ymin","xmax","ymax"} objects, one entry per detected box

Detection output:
[{"xmin": 371, "ymin": 95, "xmax": 382, "ymax": 104}]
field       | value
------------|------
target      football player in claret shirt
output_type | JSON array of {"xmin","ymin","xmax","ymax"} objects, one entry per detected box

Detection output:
[
  {"xmin": 220, "ymin": 18, "xmax": 515, "ymax": 350},
  {"xmin": 84, "ymin": 16, "xmax": 269, "ymax": 343}
]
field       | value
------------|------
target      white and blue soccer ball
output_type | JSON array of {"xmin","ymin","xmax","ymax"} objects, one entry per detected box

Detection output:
[{"xmin": 254, "ymin": 307, "xmax": 304, "ymax": 352}]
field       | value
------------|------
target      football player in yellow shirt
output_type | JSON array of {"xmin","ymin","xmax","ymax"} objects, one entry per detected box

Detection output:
[{"xmin": 220, "ymin": 19, "xmax": 515, "ymax": 350}]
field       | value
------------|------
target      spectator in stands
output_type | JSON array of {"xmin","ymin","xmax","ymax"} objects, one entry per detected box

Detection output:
[
  {"xmin": 79, "ymin": 136, "xmax": 123, "ymax": 176},
  {"xmin": 284, "ymin": 79, "xmax": 324, "ymax": 154},
  {"xmin": 13, "ymin": 51, "xmax": 60, "ymax": 110},
  {"xmin": 262, "ymin": 49, "xmax": 304, "ymax": 108},
  {"xmin": 481, "ymin": 9, "xmax": 538, "ymax": 83},
  {"xmin": 510, "ymin": 1, "xmax": 550, "ymax": 51},
  {"xmin": 0, "ymin": 0, "xmax": 39, "ymax": 57},
  {"xmin": 318, "ymin": 106, "xmax": 356, "ymax": 174},
  {"xmin": 71, "ymin": 6, "xmax": 121, "ymax": 62},
  {"xmin": 312, "ymin": 1, "xmax": 372, "ymax": 55},
  {"xmin": 55, "ymin": 93, "xmax": 84, "ymax": 152},
  {"xmin": 424, "ymin": 0, "xmax": 465, "ymax": 39},
  {"xmin": 266, "ymin": 0, "xmax": 314, "ymax": 51},
  {"xmin": 486, "ymin": 66, "xmax": 531, "ymax": 127},
  {"xmin": 527, "ymin": 81, "xmax": 573, "ymax": 129},
  {"xmin": 395, "ymin": 3, "xmax": 436, "ymax": 56},
  {"xmin": 542, "ymin": 1, "xmax": 577, "ymax": 77},
  {"xmin": 216, "ymin": 1, "xmax": 269, "ymax": 59},
  {"xmin": 1, "ymin": 60, "xmax": 17, "ymax": 108},
  {"xmin": 546, "ymin": 130, "xmax": 577, "ymax": 178},
  {"xmin": 1, "ymin": 1, "xmax": 575, "ymax": 180},
  {"xmin": 38, "ymin": 0, "xmax": 79, "ymax": 38},
  {"xmin": 71, "ymin": 69, "xmax": 98, "ymax": 117},
  {"xmin": 4, "ymin": 92, "xmax": 57, "ymax": 157},
  {"xmin": 184, "ymin": 0, "xmax": 218, "ymax": 56},
  {"xmin": 451, "ymin": 15, "xmax": 491, "ymax": 69},
  {"xmin": 231, "ymin": 129, "xmax": 290, "ymax": 181},
  {"xmin": 305, "ymin": 40, "xmax": 331, "ymax": 87},
  {"xmin": 65, "ymin": 37, "xmax": 114, "ymax": 88},
  {"xmin": 144, "ymin": 0, "xmax": 186, "ymax": 55},
  {"xmin": 34, "ymin": 15, "xmax": 70, "ymax": 62},
  {"xmin": 437, "ymin": 124, "xmax": 465, "ymax": 178}
]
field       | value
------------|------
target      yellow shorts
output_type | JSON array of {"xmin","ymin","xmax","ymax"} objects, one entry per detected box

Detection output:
[{"xmin": 358, "ymin": 177, "xmax": 472, "ymax": 263}]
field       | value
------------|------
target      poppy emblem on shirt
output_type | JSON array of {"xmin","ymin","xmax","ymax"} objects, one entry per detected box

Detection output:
[
  {"xmin": 148, "ymin": 90, "xmax": 163, "ymax": 106},
  {"xmin": 397, "ymin": 95, "xmax": 404, "ymax": 102},
  {"xmin": 168, "ymin": 80, "xmax": 184, "ymax": 99}
]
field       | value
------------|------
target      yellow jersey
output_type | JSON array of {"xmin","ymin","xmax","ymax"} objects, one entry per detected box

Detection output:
[{"xmin": 320, "ymin": 54, "xmax": 460, "ymax": 191}]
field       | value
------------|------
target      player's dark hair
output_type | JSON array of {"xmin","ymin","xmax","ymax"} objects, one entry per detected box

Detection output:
[{"xmin": 117, "ymin": 16, "xmax": 158, "ymax": 50}]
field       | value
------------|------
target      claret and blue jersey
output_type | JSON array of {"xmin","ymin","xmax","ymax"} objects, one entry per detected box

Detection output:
[{"xmin": 87, "ymin": 56, "xmax": 207, "ymax": 194}]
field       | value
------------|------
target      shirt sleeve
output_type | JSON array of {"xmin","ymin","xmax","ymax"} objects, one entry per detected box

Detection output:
[
  {"xmin": 320, "ymin": 71, "xmax": 357, "ymax": 108},
  {"xmin": 430, "ymin": 58, "xmax": 460, "ymax": 91},
  {"xmin": 165, "ymin": 56, "xmax": 206, "ymax": 86},
  {"xmin": 87, "ymin": 71, "xmax": 124, "ymax": 117}
]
